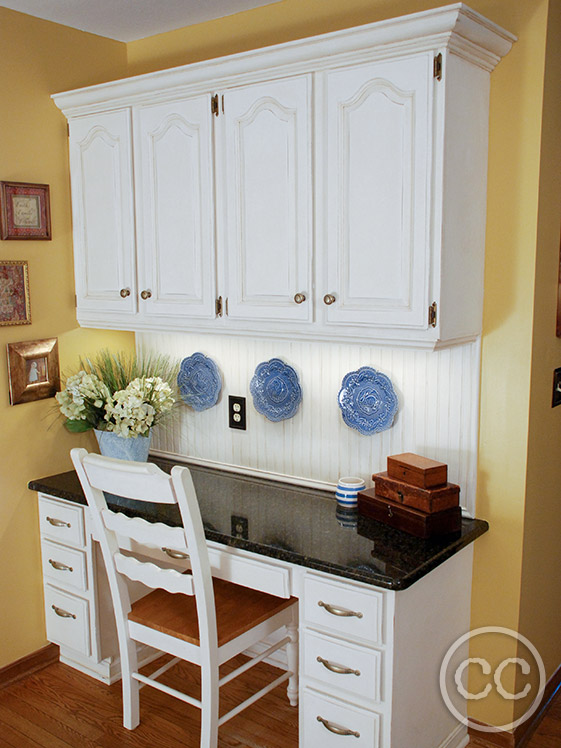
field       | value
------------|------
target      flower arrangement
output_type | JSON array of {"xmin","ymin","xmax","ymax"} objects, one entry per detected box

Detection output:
[{"xmin": 56, "ymin": 350, "xmax": 177, "ymax": 438}]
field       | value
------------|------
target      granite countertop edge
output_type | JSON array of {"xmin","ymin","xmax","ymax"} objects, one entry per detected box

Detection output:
[{"xmin": 29, "ymin": 467, "xmax": 489, "ymax": 592}]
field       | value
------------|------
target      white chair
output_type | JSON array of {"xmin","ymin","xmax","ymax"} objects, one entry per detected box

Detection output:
[{"xmin": 71, "ymin": 448, "xmax": 298, "ymax": 747}]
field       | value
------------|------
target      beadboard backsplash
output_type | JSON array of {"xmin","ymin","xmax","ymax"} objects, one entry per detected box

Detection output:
[{"xmin": 138, "ymin": 332, "xmax": 480, "ymax": 515}]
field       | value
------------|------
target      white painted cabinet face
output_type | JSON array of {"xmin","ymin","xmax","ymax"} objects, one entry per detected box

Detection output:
[
  {"xmin": 322, "ymin": 53, "xmax": 433, "ymax": 330},
  {"xmin": 219, "ymin": 75, "xmax": 313, "ymax": 323},
  {"xmin": 134, "ymin": 97, "xmax": 217, "ymax": 319},
  {"xmin": 69, "ymin": 110, "xmax": 136, "ymax": 315}
]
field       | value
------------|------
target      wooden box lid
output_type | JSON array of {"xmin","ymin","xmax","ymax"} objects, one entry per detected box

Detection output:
[{"xmin": 386, "ymin": 452, "xmax": 447, "ymax": 489}]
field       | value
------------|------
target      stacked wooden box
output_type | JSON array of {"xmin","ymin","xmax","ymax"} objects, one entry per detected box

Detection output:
[{"xmin": 357, "ymin": 453, "xmax": 462, "ymax": 539}]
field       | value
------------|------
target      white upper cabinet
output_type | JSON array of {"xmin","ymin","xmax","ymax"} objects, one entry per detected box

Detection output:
[
  {"xmin": 69, "ymin": 110, "xmax": 136, "ymax": 317},
  {"xmin": 322, "ymin": 54, "xmax": 431, "ymax": 331},
  {"xmin": 134, "ymin": 96, "xmax": 216, "ymax": 320},
  {"xmin": 55, "ymin": 4, "xmax": 515, "ymax": 347},
  {"xmin": 219, "ymin": 76, "xmax": 312, "ymax": 323}
]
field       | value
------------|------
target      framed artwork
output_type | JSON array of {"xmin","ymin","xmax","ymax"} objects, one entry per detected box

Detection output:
[
  {"xmin": 7, "ymin": 337, "xmax": 60, "ymax": 405},
  {"xmin": 0, "ymin": 260, "xmax": 31, "ymax": 326},
  {"xmin": 0, "ymin": 181, "xmax": 51, "ymax": 240}
]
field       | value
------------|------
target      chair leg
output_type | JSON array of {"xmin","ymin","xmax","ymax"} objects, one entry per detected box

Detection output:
[
  {"xmin": 121, "ymin": 639, "xmax": 140, "ymax": 730},
  {"xmin": 200, "ymin": 664, "xmax": 219, "ymax": 748},
  {"xmin": 286, "ymin": 607, "xmax": 299, "ymax": 707}
]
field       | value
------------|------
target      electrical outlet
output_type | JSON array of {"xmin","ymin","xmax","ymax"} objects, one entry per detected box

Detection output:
[
  {"xmin": 552, "ymin": 368, "xmax": 561, "ymax": 407},
  {"xmin": 231, "ymin": 515, "xmax": 249, "ymax": 540},
  {"xmin": 229, "ymin": 395, "xmax": 246, "ymax": 430}
]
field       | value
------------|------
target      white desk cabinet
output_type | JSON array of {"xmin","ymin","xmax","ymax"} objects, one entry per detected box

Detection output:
[
  {"xmin": 54, "ymin": 4, "xmax": 514, "ymax": 348},
  {"xmin": 35, "ymin": 488, "xmax": 476, "ymax": 748}
]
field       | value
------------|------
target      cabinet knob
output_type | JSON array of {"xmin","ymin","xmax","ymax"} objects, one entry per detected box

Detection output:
[
  {"xmin": 323, "ymin": 294, "xmax": 336, "ymax": 306},
  {"xmin": 293, "ymin": 292, "xmax": 306, "ymax": 304},
  {"xmin": 140, "ymin": 289, "xmax": 152, "ymax": 300},
  {"xmin": 119, "ymin": 288, "xmax": 131, "ymax": 298}
]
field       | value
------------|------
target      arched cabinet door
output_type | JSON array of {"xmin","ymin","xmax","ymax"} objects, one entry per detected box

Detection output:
[
  {"xmin": 134, "ymin": 96, "xmax": 216, "ymax": 320},
  {"xmin": 322, "ymin": 53, "xmax": 433, "ymax": 331},
  {"xmin": 69, "ymin": 110, "xmax": 136, "ymax": 315},
  {"xmin": 220, "ymin": 75, "xmax": 312, "ymax": 324}
]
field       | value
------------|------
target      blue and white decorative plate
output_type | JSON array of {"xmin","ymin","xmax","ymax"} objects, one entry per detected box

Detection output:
[
  {"xmin": 250, "ymin": 358, "xmax": 302, "ymax": 422},
  {"xmin": 338, "ymin": 367, "xmax": 398, "ymax": 435},
  {"xmin": 177, "ymin": 353, "xmax": 222, "ymax": 411}
]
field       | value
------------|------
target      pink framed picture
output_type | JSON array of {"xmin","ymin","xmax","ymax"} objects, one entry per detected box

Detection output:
[
  {"xmin": 0, "ymin": 181, "xmax": 51, "ymax": 240},
  {"xmin": 0, "ymin": 260, "xmax": 31, "ymax": 326}
]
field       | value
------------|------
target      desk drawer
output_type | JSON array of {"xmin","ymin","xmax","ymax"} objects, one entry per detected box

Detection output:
[
  {"xmin": 207, "ymin": 546, "xmax": 291, "ymax": 598},
  {"xmin": 41, "ymin": 539, "xmax": 88, "ymax": 592},
  {"xmin": 39, "ymin": 496, "xmax": 85, "ymax": 548},
  {"xmin": 303, "ymin": 629, "xmax": 382, "ymax": 703},
  {"xmin": 44, "ymin": 585, "xmax": 90, "ymax": 656},
  {"xmin": 302, "ymin": 688, "xmax": 380, "ymax": 748},
  {"xmin": 304, "ymin": 574, "xmax": 384, "ymax": 645}
]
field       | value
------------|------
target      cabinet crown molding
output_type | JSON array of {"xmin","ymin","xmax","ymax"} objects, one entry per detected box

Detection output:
[{"xmin": 52, "ymin": 3, "xmax": 515, "ymax": 116}]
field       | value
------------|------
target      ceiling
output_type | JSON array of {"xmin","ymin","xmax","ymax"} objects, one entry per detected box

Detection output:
[{"xmin": 0, "ymin": 0, "xmax": 280, "ymax": 42}]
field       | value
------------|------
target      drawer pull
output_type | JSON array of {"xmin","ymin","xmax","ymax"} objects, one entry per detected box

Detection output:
[
  {"xmin": 49, "ymin": 559, "xmax": 73, "ymax": 572},
  {"xmin": 52, "ymin": 604, "xmax": 76, "ymax": 619},
  {"xmin": 46, "ymin": 516, "xmax": 71, "ymax": 528},
  {"xmin": 318, "ymin": 600, "xmax": 363, "ymax": 619},
  {"xmin": 317, "ymin": 656, "xmax": 360, "ymax": 676},
  {"xmin": 317, "ymin": 716, "xmax": 360, "ymax": 738},
  {"xmin": 162, "ymin": 547, "xmax": 189, "ymax": 560}
]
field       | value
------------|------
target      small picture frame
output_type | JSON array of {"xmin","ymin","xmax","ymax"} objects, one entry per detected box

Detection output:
[
  {"xmin": 0, "ymin": 181, "xmax": 51, "ymax": 240},
  {"xmin": 7, "ymin": 337, "xmax": 60, "ymax": 405},
  {"xmin": 0, "ymin": 260, "xmax": 31, "ymax": 326}
]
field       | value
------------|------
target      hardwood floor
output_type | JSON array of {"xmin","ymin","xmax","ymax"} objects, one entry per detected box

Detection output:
[
  {"xmin": 0, "ymin": 654, "xmax": 298, "ymax": 748},
  {"xmin": 1, "ymin": 655, "xmax": 560, "ymax": 747}
]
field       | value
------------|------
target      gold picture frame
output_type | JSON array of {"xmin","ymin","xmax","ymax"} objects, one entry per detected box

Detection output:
[
  {"xmin": 7, "ymin": 337, "xmax": 60, "ymax": 405},
  {"xmin": 0, "ymin": 260, "xmax": 31, "ymax": 326}
]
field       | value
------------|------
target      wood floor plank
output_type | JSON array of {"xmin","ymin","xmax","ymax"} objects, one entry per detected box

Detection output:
[
  {"xmin": 0, "ymin": 702, "xmax": 75, "ymax": 748},
  {"xmin": 0, "ymin": 717, "xmax": 43, "ymax": 748}
]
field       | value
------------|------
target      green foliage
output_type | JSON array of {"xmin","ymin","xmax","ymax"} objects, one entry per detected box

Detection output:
[{"xmin": 79, "ymin": 350, "xmax": 179, "ymax": 397}]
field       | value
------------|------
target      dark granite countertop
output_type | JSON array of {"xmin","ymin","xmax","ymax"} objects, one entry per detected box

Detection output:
[{"xmin": 29, "ymin": 457, "xmax": 488, "ymax": 591}]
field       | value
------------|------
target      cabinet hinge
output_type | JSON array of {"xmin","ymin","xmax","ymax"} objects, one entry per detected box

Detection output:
[
  {"xmin": 215, "ymin": 296, "xmax": 223, "ymax": 317},
  {"xmin": 429, "ymin": 301, "xmax": 438, "ymax": 328},
  {"xmin": 67, "ymin": 122, "xmax": 70, "ymax": 137},
  {"xmin": 74, "ymin": 294, "xmax": 77, "ymax": 308},
  {"xmin": 433, "ymin": 53, "xmax": 443, "ymax": 81},
  {"xmin": 225, "ymin": 297, "xmax": 228, "ymax": 316},
  {"xmin": 211, "ymin": 94, "xmax": 220, "ymax": 117}
]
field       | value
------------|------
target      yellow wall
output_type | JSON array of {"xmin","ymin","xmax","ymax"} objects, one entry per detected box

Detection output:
[
  {"xmin": 2, "ymin": 0, "xmax": 559, "ymax": 733},
  {"xmin": 0, "ymin": 9, "xmax": 133, "ymax": 668},
  {"xmin": 518, "ymin": 0, "xmax": 561, "ymax": 692}
]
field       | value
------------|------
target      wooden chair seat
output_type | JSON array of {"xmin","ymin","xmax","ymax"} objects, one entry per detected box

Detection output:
[{"xmin": 129, "ymin": 579, "xmax": 297, "ymax": 647}]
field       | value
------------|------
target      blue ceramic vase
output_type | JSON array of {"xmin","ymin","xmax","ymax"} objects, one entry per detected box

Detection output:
[{"xmin": 94, "ymin": 429, "xmax": 152, "ymax": 462}]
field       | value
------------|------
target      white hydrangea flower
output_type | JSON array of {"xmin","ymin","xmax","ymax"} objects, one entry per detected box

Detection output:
[
  {"xmin": 103, "ymin": 376, "xmax": 174, "ymax": 438},
  {"xmin": 55, "ymin": 371, "xmax": 110, "ymax": 421}
]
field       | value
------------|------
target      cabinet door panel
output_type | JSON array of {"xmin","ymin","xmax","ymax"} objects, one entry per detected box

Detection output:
[
  {"xmin": 136, "ymin": 97, "xmax": 216, "ymax": 319},
  {"xmin": 324, "ymin": 54, "xmax": 432, "ymax": 329},
  {"xmin": 69, "ymin": 111, "xmax": 136, "ymax": 314},
  {"xmin": 222, "ymin": 76, "xmax": 312, "ymax": 322}
]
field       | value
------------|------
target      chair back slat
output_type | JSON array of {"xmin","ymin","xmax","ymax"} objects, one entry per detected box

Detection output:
[
  {"xmin": 102, "ymin": 509, "xmax": 188, "ymax": 553},
  {"xmin": 71, "ymin": 447, "xmax": 218, "ymax": 666},
  {"xmin": 83, "ymin": 453, "xmax": 177, "ymax": 504},
  {"xmin": 114, "ymin": 553, "xmax": 194, "ymax": 595}
]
